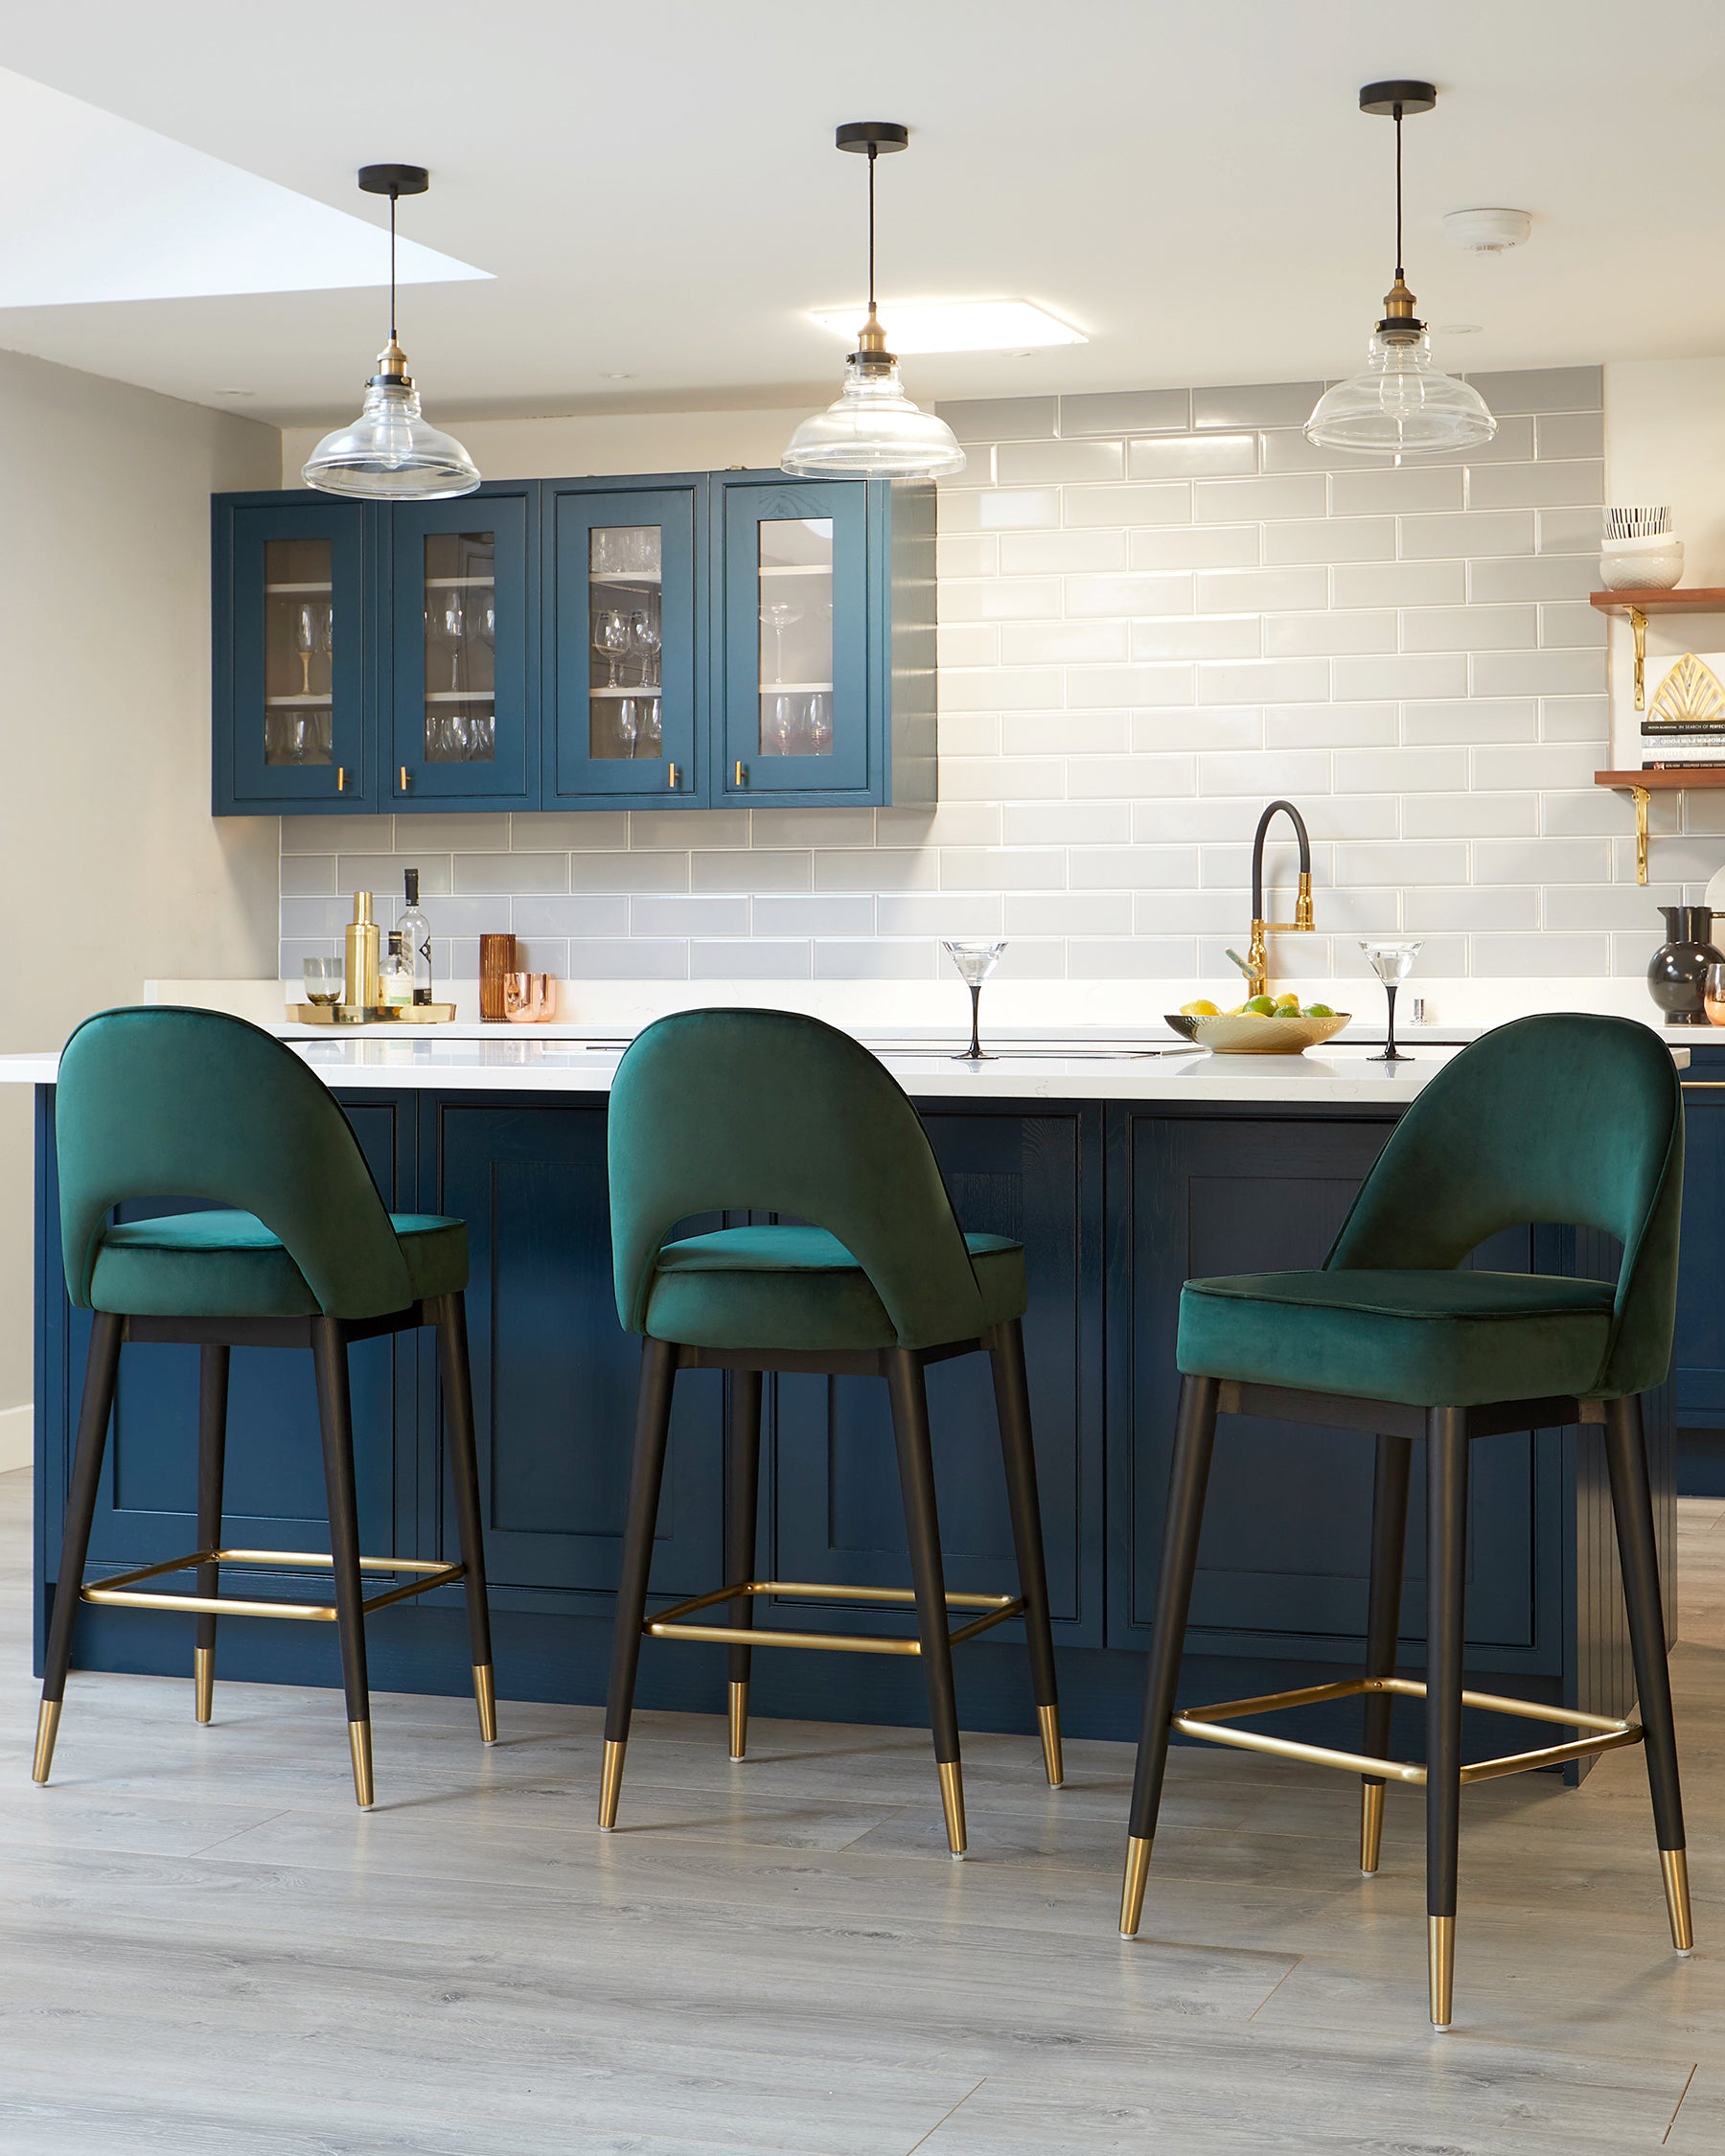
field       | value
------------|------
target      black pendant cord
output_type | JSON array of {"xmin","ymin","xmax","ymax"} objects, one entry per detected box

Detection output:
[
  {"xmin": 389, "ymin": 187, "xmax": 399, "ymax": 347},
  {"xmin": 1392, "ymin": 102, "xmax": 1405, "ymax": 283},
  {"xmin": 867, "ymin": 143, "xmax": 878, "ymax": 318}
]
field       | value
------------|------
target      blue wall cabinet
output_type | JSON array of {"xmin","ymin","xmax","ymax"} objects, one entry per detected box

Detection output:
[
  {"xmin": 386, "ymin": 487, "xmax": 539, "ymax": 808},
  {"xmin": 1672, "ymin": 1048, "xmax": 1725, "ymax": 1492},
  {"xmin": 213, "ymin": 468, "xmax": 935, "ymax": 814},
  {"xmin": 545, "ymin": 477, "xmax": 704, "ymax": 808},
  {"xmin": 717, "ymin": 472, "xmax": 934, "ymax": 809},
  {"xmin": 214, "ymin": 494, "xmax": 372, "ymax": 812}
]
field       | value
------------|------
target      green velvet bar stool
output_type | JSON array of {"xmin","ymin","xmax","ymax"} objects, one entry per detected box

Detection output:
[
  {"xmin": 1119, "ymin": 1013, "xmax": 1690, "ymax": 2030},
  {"xmin": 36, "ymin": 1006, "xmax": 497, "ymax": 1807},
  {"xmin": 598, "ymin": 1008, "xmax": 1063, "ymax": 1857}
]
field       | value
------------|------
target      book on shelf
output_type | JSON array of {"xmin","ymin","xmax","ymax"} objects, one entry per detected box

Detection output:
[{"xmin": 1642, "ymin": 759, "xmax": 1725, "ymax": 769}]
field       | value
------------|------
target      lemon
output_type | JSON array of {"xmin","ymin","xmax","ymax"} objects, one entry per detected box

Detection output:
[
  {"xmin": 1274, "ymin": 993, "xmax": 1300, "ymax": 1012},
  {"xmin": 1180, "ymin": 998, "xmax": 1221, "ymax": 1018}
]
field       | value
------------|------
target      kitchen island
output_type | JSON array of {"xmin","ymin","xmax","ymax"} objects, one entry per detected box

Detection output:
[{"xmin": 5, "ymin": 1032, "xmax": 1679, "ymax": 1769}]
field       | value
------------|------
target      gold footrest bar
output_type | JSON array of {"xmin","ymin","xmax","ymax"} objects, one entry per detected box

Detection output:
[
  {"xmin": 1173, "ymin": 1674, "xmax": 1642, "ymax": 1787},
  {"xmin": 644, "ymin": 1578, "xmax": 1024, "ymax": 1659},
  {"xmin": 79, "ymin": 1547, "xmax": 464, "ymax": 1622}
]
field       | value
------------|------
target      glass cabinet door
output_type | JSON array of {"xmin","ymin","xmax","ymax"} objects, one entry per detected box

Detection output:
[
  {"xmin": 548, "ymin": 482, "xmax": 701, "ymax": 803},
  {"xmin": 388, "ymin": 489, "xmax": 535, "ymax": 804},
  {"xmin": 721, "ymin": 478, "xmax": 868, "ymax": 798},
  {"xmin": 225, "ymin": 498, "xmax": 368, "ymax": 805}
]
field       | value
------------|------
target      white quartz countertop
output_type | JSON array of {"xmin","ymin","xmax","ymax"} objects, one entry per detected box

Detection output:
[{"xmin": 0, "ymin": 1034, "xmax": 1689, "ymax": 1104}]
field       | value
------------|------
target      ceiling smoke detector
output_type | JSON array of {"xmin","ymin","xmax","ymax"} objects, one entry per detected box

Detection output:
[{"xmin": 1442, "ymin": 208, "xmax": 1531, "ymax": 253}]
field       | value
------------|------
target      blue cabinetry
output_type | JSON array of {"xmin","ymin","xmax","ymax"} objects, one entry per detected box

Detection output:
[
  {"xmin": 36, "ymin": 1083, "xmax": 1662, "ymax": 1753},
  {"xmin": 213, "ymin": 470, "xmax": 934, "ymax": 815},
  {"xmin": 1672, "ymin": 1045, "xmax": 1725, "ymax": 1492}
]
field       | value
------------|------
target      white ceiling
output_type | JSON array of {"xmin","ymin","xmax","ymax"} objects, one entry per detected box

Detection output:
[{"xmin": 2, "ymin": 0, "xmax": 1723, "ymax": 427}]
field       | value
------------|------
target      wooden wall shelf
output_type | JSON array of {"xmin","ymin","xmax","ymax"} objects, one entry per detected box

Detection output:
[
  {"xmin": 1596, "ymin": 766, "xmax": 1725, "ymax": 884},
  {"xmin": 1589, "ymin": 587, "xmax": 1725, "ymax": 613}
]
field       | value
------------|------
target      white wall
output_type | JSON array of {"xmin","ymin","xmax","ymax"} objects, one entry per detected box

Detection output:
[{"xmin": 0, "ymin": 348, "xmax": 281, "ymax": 1428}]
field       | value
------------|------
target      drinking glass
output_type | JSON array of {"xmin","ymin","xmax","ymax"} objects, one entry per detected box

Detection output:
[
  {"xmin": 617, "ymin": 697, "xmax": 640, "ymax": 758},
  {"xmin": 1707, "ymin": 962, "xmax": 1725, "ymax": 1026},
  {"xmin": 442, "ymin": 594, "xmax": 466, "ymax": 692},
  {"xmin": 303, "ymin": 955, "xmax": 343, "ymax": 1007},
  {"xmin": 641, "ymin": 697, "xmax": 662, "ymax": 755},
  {"xmin": 1358, "ymin": 940, "xmax": 1422, "ymax": 1063},
  {"xmin": 764, "ymin": 693, "xmax": 794, "ymax": 755},
  {"xmin": 593, "ymin": 608, "xmax": 629, "ymax": 687},
  {"xmin": 805, "ymin": 691, "xmax": 833, "ymax": 754},
  {"xmin": 763, "ymin": 600, "xmax": 801, "ymax": 684},
  {"xmin": 314, "ymin": 603, "xmax": 333, "ymax": 690},
  {"xmin": 295, "ymin": 604, "xmax": 317, "ymax": 695},
  {"xmin": 943, "ymin": 938, "xmax": 1007, "ymax": 1061},
  {"xmin": 629, "ymin": 608, "xmax": 661, "ymax": 687},
  {"xmin": 472, "ymin": 708, "xmax": 495, "ymax": 760}
]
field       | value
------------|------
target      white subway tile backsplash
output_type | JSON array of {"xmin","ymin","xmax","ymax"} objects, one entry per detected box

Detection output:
[{"xmin": 287, "ymin": 368, "xmax": 1636, "ymax": 993}]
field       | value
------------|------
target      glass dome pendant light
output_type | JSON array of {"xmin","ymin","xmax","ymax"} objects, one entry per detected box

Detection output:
[
  {"xmin": 302, "ymin": 163, "xmax": 481, "ymax": 499},
  {"xmin": 1304, "ymin": 82, "xmax": 1496, "ymax": 459},
  {"xmin": 781, "ymin": 124, "xmax": 966, "ymax": 479}
]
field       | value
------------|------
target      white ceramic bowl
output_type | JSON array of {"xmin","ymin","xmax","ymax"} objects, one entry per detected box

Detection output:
[
  {"xmin": 1600, "ymin": 539, "xmax": 1683, "ymax": 591},
  {"xmin": 1164, "ymin": 1012, "xmax": 1351, "ymax": 1055}
]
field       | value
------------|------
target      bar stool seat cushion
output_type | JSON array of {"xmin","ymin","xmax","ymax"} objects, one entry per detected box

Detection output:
[
  {"xmin": 644, "ymin": 1225, "xmax": 1026, "ymax": 1351},
  {"xmin": 1178, "ymin": 1267, "xmax": 1619, "ymax": 1410},
  {"xmin": 88, "ymin": 1209, "xmax": 467, "ymax": 1319}
]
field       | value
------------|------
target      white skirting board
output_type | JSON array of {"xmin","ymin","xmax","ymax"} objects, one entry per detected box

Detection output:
[{"xmin": 0, "ymin": 1406, "xmax": 32, "ymax": 1475}]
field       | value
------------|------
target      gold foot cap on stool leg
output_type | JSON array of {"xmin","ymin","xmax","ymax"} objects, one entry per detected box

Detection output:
[
  {"xmin": 348, "ymin": 1719, "xmax": 374, "ymax": 1809},
  {"xmin": 32, "ymin": 1699, "xmax": 61, "ymax": 1785},
  {"xmin": 472, "ymin": 1663, "xmax": 497, "ymax": 1746},
  {"xmin": 1119, "ymin": 1835, "xmax": 1153, "ymax": 1938},
  {"xmin": 1429, "ymin": 1914, "xmax": 1456, "ymax": 2030},
  {"xmin": 194, "ymin": 1646, "xmax": 215, "ymax": 1726},
  {"xmin": 938, "ymin": 1758, "xmax": 967, "ymax": 1859},
  {"xmin": 1037, "ymin": 1703, "xmax": 1064, "ymax": 1788},
  {"xmin": 1662, "ymin": 1847, "xmax": 1694, "ymax": 1954},
  {"xmin": 598, "ymin": 1737, "xmax": 627, "ymax": 1830},
  {"xmin": 1360, "ymin": 1780, "xmax": 1385, "ymax": 1874},
  {"xmin": 728, "ymin": 1681, "xmax": 748, "ymax": 1762}
]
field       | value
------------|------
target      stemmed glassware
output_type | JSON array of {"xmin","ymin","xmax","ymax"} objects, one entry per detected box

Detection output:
[
  {"xmin": 943, "ymin": 939, "xmax": 1007, "ymax": 1061},
  {"xmin": 629, "ymin": 608, "xmax": 661, "ymax": 687},
  {"xmin": 805, "ymin": 691, "xmax": 833, "ymax": 754},
  {"xmin": 442, "ymin": 594, "xmax": 466, "ymax": 692},
  {"xmin": 296, "ymin": 604, "xmax": 318, "ymax": 695},
  {"xmin": 617, "ymin": 697, "xmax": 640, "ymax": 758},
  {"xmin": 593, "ymin": 608, "xmax": 630, "ymax": 687},
  {"xmin": 1358, "ymin": 940, "xmax": 1422, "ymax": 1063},
  {"xmin": 763, "ymin": 599, "xmax": 801, "ymax": 687}
]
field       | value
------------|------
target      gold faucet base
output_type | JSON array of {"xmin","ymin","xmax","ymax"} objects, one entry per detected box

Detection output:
[
  {"xmin": 598, "ymin": 1737, "xmax": 627, "ymax": 1829},
  {"xmin": 1119, "ymin": 1834, "xmax": 1153, "ymax": 1937},
  {"xmin": 1037, "ymin": 1702, "xmax": 1064, "ymax": 1788},
  {"xmin": 32, "ymin": 1699, "xmax": 61, "ymax": 1785},
  {"xmin": 194, "ymin": 1645, "xmax": 215, "ymax": 1725}
]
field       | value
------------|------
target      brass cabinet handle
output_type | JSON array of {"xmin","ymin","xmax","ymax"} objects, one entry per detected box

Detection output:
[
  {"xmin": 335, "ymin": 766, "xmax": 347, "ymax": 793},
  {"xmin": 400, "ymin": 766, "xmax": 410, "ymax": 791},
  {"xmin": 734, "ymin": 760, "xmax": 747, "ymax": 788},
  {"xmin": 667, "ymin": 763, "xmax": 680, "ymax": 790}
]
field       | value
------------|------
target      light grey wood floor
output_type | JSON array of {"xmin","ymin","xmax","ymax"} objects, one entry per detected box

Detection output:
[{"xmin": 2, "ymin": 1470, "xmax": 1723, "ymax": 2153}]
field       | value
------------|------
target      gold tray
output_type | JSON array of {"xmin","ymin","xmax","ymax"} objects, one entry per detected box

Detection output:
[{"xmin": 288, "ymin": 1003, "xmax": 456, "ymax": 1026}]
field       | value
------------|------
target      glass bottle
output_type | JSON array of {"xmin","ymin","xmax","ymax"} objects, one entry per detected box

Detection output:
[
  {"xmin": 380, "ymin": 930, "xmax": 414, "ymax": 1013},
  {"xmin": 398, "ymin": 867, "xmax": 433, "ymax": 1004}
]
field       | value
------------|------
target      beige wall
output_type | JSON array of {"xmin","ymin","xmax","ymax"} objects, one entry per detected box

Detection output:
[{"xmin": 0, "ymin": 348, "xmax": 281, "ymax": 1420}]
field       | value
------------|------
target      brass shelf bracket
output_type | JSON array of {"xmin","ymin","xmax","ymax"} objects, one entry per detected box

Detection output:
[
  {"xmin": 1631, "ymin": 783, "xmax": 1651, "ymax": 885},
  {"xmin": 1630, "ymin": 605, "xmax": 1648, "ymax": 712}
]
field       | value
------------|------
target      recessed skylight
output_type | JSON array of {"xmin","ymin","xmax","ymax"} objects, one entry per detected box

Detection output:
[
  {"xmin": 0, "ymin": 64, "xmax": 487, "ymax": 307},
  {"xmin": 809, "ymin": 298, "xmax": 1087, "ymax": 354}
]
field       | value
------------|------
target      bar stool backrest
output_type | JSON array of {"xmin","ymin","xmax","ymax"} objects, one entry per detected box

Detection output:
[
  {"xmin": 608, "ymin": 1007, "xmax": 987, "ymax": 1350},
  {"xmin": 1325, "ymin": 1012, "xmax": 1684, "ymax": 1398},
  {"xmin": 57, "ymin": 1006, "xmax": 413, "ymax": 1320}
]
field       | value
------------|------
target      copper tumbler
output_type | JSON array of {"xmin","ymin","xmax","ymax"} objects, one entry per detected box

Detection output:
[{"xmin": 480, "ymin": 933, "xmax": 518, "ymax": 1022}]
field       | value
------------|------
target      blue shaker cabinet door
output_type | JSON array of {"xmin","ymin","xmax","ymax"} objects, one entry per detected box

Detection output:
[
  {"xmin": 719, "ymin": 476, "xmax": 872, "ymax": 800},
  {"xmin": 218, "ymin": 495, "xmax": 371, "ymax": 810},
  {"xmin": 386, "ymin": 487, "xmax": 539, "ymax": 807},
  {"xmin": 546, "ymin": 481, "xmax": 703, "ymax": 806}
]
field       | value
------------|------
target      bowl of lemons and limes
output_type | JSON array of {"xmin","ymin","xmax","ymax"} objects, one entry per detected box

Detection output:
[{"xmin": 1164, "ymin": 993, "xmax": 1350, "ymax": 1055}]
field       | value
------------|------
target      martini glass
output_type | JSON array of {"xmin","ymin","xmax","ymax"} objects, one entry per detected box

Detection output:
[
  {"xmin": 943, "ymin": 939, "xmax": 1007, "ymax": 1061},
  {"xmin": 1358, "ymin": 940, "xmax": 1422, "ymax": 1063}
]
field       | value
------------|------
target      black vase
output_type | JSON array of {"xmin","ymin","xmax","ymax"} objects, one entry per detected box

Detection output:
[{"xmin": 1647, "ymin": 904, "xmax": 1723, "ymax": 1024}]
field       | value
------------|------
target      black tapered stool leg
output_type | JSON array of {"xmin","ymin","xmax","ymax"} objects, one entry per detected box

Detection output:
[
  {"xmin": 1121, "ymin": 1373, "xmax": 1220, "ymax": 1936},
  {"xmin": 599, "ymin": 1336, "xmax": 677, "ymax": 1828},
  {"xmin": 311, "ymin": 1317, "xmax": 373, "ymax": 1808},
  {"xmin": 988, "ymin": 1319, "xmax": 1063, "ymax": 1787},
  {"xmin": 34, "ymin": 1313, "xmax": 123, "ymax": 1782},
  {"xmin": 1424, "ymin": 1406, "xmax": 1468, "ymax": 2029},
  {"xmin": 193, "ymin": 1345, "xmax": 229, "ymax": 1726},
  {"xmin": 887, "ymin": 1348, "xmax": 967, "ymax": 1857},
  {"xmin": 1603, "ymin": 1391, "xmax": 1692, "ymax": 1953},
  {"xmin": 434, "ymin": 1293, "xmax": 496, "ymax": 1746},
  {"xmin": 1359, "ymin": 1433, "xmax": 1412, "ymax": 1873},
  {"xmin": 725, "ymin": 1368, "xmax": 763, "ymax": 1761}
]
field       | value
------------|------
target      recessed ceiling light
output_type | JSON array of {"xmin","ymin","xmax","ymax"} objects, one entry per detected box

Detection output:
[
  {"xmin": 1436, "ymin": 324, "xmax": 1484, "ymax": 335},
  {"xmin": 601, "ymin": 371, "xmax": 638, "ymax": 380},
  {"xmin": 808, "ymin": 297, "xmax": 1087, "ymax": 355},
  {"xmin": 214, "ymin": 387, "xmax": 255, "ymax": 397}
]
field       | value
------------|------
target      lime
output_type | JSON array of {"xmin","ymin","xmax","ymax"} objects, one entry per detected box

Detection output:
[
  {"xmin": 1243, "ymin": 995, "xmax": 1276, "ymax": 1017},
  {"xmin": 1305, "ymin": 1001, "xmax": 1335, "ymax": 1018}
]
